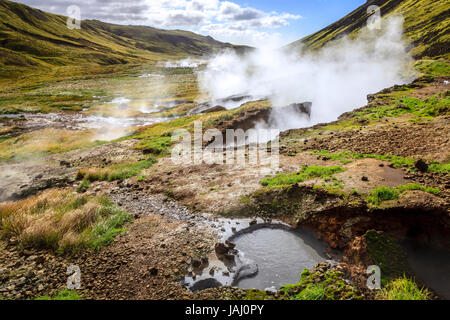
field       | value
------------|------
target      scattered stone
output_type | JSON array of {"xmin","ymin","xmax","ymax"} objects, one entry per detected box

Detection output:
[
  {"xmin": 225, "ymin": 240, "xmax": 236, "ymax": 250},
  {"xmin": 414, "ymin": 159, "xmax": 428, "ymax": 172},
  {"xmin": 192, "ymin": 258, "xmax": 201, "ymax": 268},
  {"xmin": 59, "ymin": 160, "xmax": 71, "ymax": 167},
  {"xmin": 215, "ymin": 242, "xmax": 229, "ymax": 255}
]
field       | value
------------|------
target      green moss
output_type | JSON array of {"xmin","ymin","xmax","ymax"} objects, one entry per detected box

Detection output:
[
  {"xmin": 139, "ymin": 136, "xmax": 172, "ymax": 156},
  {"xmin": 295, "ymin": 284, "xmax": 326, "ymax": 300},
  {"xmin": 352, "ymin": 93, "xmax": 450, "ymax": 122},
  {"xmin": 396, "ymin": 183, "xmax": 440, "ymax": 195},
  {"xmin": 312, "ymin": 150, "xmax": 449, "ymax": 173},
  {"xmin": 415, "ymin": 60, "xmax": 450, "ymax": 77},
  {"xmin": 364, "ymin": 230, "xmax": 410, "ymax": 284},
  {"xmin": 77, "ymin": 157, "xmax": 156, "ymax": 182},
  {"xmin": 428, "ymin": 162, "xmax": 450, "ymax": 174},
  {"xmin": 367, "ymin": 184, "xmax": 441, "ymax": 205},
  {"xmin": 244, "ymin": 289, "xmax": 269, "ymax": 300},
  {"xmin": 280, "ymin": 266, "xmax": 362, "ymax": 300},
  {"xmin": 367, "ymin": 187, "xmax": 399, "ymax": 205},
  {"xmin": 260, "ymin": 165, "xmax": 345, "ymax": 187},
  {"xmin": 239, "ymin": 196, "xmax": 251, "ymax": 204},
  {"xmin": 379, "ymin": 276, "xmax": 430, "ymax": 300},
  {"xmin": 35, "ymin": 289, "xmax": 82, "ymax": 300}
]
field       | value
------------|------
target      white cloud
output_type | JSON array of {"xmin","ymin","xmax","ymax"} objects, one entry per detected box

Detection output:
[{"xmin": 17, "ymin": 0, "xmax": 302, "ymax": 46}]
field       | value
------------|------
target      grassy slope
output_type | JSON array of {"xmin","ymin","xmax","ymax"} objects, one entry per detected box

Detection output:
[
  {"xmin": 0, "ymin": 1, "xmax": 244, "ymax": 81},
  {"xmin": 288, "ymin": 0, "xmax": 449, "ymax": 59}
]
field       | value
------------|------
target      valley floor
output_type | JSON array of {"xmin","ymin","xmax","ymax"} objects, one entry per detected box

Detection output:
[{"xmin": 0, "ymin": 61, "xmax": 449, "ymax": 301}]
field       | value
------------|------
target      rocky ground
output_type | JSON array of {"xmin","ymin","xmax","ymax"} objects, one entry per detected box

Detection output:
[{"xmin": 0, "ymin": 74, "xmax": 449, "ymax": 300}]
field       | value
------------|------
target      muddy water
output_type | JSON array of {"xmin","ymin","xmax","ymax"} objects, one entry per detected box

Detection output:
[
  {"xmin": 182, "ymin": 220, "xmax": 331, "ymax": 292},
  {"xmin": 403, "ymin": 240, "xmax": 450, "ymax": 299},
  {"xmin": 231, "ymin": 226, "xmax": 328, "ymax": 290}
]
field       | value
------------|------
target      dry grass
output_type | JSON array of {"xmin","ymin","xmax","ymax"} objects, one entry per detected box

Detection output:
[
  {"xmin": 0, "ymin": 128, "xmax": 105, "ymax": 161},
  {"xmin": 0, "ymin": 189, "xmax": 131, "ymax": 253}
]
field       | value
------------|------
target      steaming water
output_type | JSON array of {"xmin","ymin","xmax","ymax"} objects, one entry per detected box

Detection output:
[
  {"xmin": 182, "ymin": 221, "xmax": 330, "ymax": 292},
  {"xmin": 232, "ymin": 227, "xmax": 328, "ymax": 290},
  {"xmin": 403, "ymin": 240, "xmax": 450, "ymax": 299},
  {"xmin": 1, "ymin": 113, "xmax": 171, "ymax": 141},
  {"xmin": 164, "ymin": 58, "xmax": 205, "ymax": 69},
  {"xmin": 198, "ymin": 16, "xmax": 414, "ymax": 133}
]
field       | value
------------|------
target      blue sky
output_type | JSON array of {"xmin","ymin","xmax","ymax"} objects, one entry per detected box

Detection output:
[
  {"xmin": 17, "ymin": 0, "xmax": 366, "ymax": 46},
  {"xmin": 238, "ymin": 0, "xmax": 365, "ymax": 41}
]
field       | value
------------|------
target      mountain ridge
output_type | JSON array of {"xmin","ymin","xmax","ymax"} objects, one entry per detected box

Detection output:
[
  {"xmin": 288, "ymin": 0, "xmax": 449, "ymax": 59},
  {"xmin": 0, "ymin": 0, "xmax": 247, "ymax": 78}
]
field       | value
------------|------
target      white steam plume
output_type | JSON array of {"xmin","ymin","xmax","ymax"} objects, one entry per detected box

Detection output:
[{"xmin": 198, "ymin": 16, "xmax": 414, "ymax": 132}]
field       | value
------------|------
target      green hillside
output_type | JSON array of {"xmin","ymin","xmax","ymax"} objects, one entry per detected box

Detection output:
[
  {"xmin": 0, "ymin": 0, "xmax": 243, "ymax": 80},
  {"xmin": 288, "ymin": 0, "xmax": 449, "ymax": 59}
]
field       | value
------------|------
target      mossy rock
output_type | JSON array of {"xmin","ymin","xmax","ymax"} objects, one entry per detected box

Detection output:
[
  {"xmin": 364, "ymin": 230, "xmax": 410, "ymax": 285},
  {"xmin": 280, "ymin": 263, "xmax": 363, "ymax": 300}
]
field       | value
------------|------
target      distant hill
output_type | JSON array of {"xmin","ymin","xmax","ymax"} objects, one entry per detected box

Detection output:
[
  {"xmin": 288, "ymin": 0, "xmax": 449, "ymax": 59},
  {"xmin": 0, "ymin": 0, "xmax": 246, "ymax": 77}
]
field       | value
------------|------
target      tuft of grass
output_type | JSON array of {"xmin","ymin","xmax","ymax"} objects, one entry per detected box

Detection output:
[
  {"xmin": 415, "ymin": 60, "xmax": 450, "ymax": 77},
  {"xmin": 295, "ymin": 284, "xmax": 326, "ymax": 300},
  {"xmin": 86, "ymin": 197, "xmax": 132, "ymax": 250},
  {"xmin": 0, "ymin": 189, "xmax": 132, "ymax": 253},
  {"xmin": 280, "ymin": 267, "xmax": 361, "ymax": 300},
  {"xmin": 352, "ymin": 93, "xmax": 450, "ymax": 122},
  {"xmin": 77, "ymin": 157, "xmax": 156, "ymax": 182},
  {"xmin": 428, "ymin": 162, "xmax": 450, "ymax": 174},
  {"xmin": 367, "ymin": 183, "xmax": 440, "ymax": 205},
  {"xmin": 379, "ymin": 276, "xmax": 430, "ymax": 300},
  {"xmin": 396, "ymin": 183, "xmax": 440, "ymax": 195},
  {"xmin": 367, "ymin": 187, "xmax": 399, "ymax": 205},
  {"xmin": 261, "ymin": 165, "xmax": 345, "ymax": 187},
  {"xmin": 244, "ymin": 289, "xmax": 269, "ymax": 300},
  {"xmin": 313, "ymin": 150, "xmax": 450, "ymax": 174},
  {"xmin": 35, "ymin": 289, "xmax": 82, "ymax": 300},
  {"xmin": 76, "ymin": 179, "xmax": 90, "ymax": 193}
]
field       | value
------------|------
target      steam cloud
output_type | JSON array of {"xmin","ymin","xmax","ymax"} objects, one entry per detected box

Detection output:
[{"xmin": 198, "ymin": 16, "xmax": 414, "ymax": 132}]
